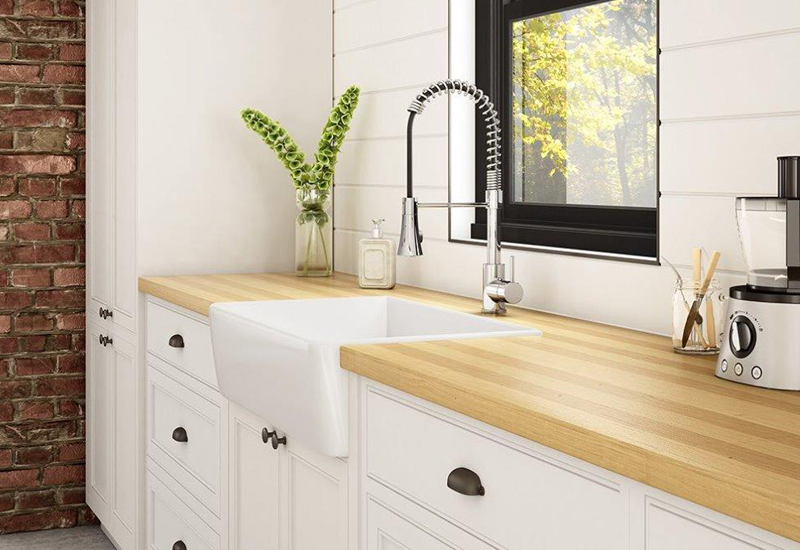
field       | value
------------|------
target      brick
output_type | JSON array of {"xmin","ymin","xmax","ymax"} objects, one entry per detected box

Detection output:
[
  {"xmin": 69, "ymin": 199, "xmax": 83, "ymax": 218},
  {"xmin": 0, "ymin": 315, "xmax": 9, "ymax": 332},
  {"xmin": 0, "ymin": 450, "xmax": 9, "ymax": 468},
  {"xmin": 17, "ymin": 87, "xmax": 56, "ymax": 106},
  {"xmin": 42, "ymin": 463, "xmax": 83, "ymax": 485},
  {"xmin": 0, "ymin": 291, "xmax": 32, "ymax": 310},
  {"xmin": 0, "ymin": 225, "xmax": 7, "ymax": 240},
  {"xmin": 11, "ymin": 268, "xmax": 50, "ymax": 287},
  {"xmin": 34, "ymin": 376, "xmax": 83, "ymax": 397},
  {"xmin": 55, "ymin": 399, "xmax": 80, "ymax": 418},
  {"xmin": 0, "ymin": 155, "xmax": 76, "ymax": 175},
  {"xmin": 56, "ymin": 353, "xmax": 82, "ymax": 372},
  {"xmin": 15, "ymin": 313, "xmax": 54, "ymax": 332},
  {"xmin": 14, "ymin": 445, "xmax": 52, "ymax": 465},
  {"xmin": 0, "ymin": 336, "xmax": 17, "ymax": 354},
  {"xmin": 71, "ymin": 332, "xmax": 83, "ymax": 352},
  {"xmin": 18, "ymin": 489, "xmax": 56, "ymax": 510},
  {"xmin": 0, "ymin": 509, "xmax": 78, "ymax": 533},
  {"xmin": 15, "ymin": 129, "xmax": 69, "ymax": 152},
  {"xmin": 18, "ymin": 400, "xmax": 55, "ymax": 420},
  {"xmin": 0, "ymin": 379, "xmax": 31, "ymax": 398},
  {"xmin": 58, "ymin": 486, "xmax": 83, "ymax": 505},
  {"xmin": 0, "ymin": 176, "xmax": 13, "ymax": 195},
  {"xmin": 59, "ymin": 176, "xmax": 83, "ymax": 196},
  {"xmin": 57, "ymin": 442, "xmax": 82, "ymax": 462},
  {"xmin": 0, "ymin": 87, "xmax": 13, "ymax": 105},
  {"xmin": 16, "ymin": 357, "xmax": 54, "ymax": 376},
  {"xmin": 44, "ymin": 333, "xmax": 70, "ymax": 351},
  {"xmin": 34, "ymin": 200, "xmax": 67, "ymax": 219},
  {"xmin": 34, "ymin": 289, "xmax": 83, "ymax": 308},
  {"xmin": 58, "ymin": 44, "xmax": 84, "ymax": 62},
  {"xmin": 0, "ymin": 109, "xmax": 77, "ymax": 128},
  {"xmin": 15, "ymin": 43, "xmax": 53, "ymax": 61},
  {"xmin": 2, "ymin": 244, "xmax": 74, "ymax": 264},
  {"xmin": 0, "ymin": 402, "xmax": 12, "ymax": 422},
  {"xmin": 0, "ymin": 0, "xmax": 11, "ymax": 14},
  {"xmin": 57, "ymin": 0, "xmax": 82, "ymax": 17},
  {"xmin": 0, "ymin": 200, "xmax": 32, "ymax": 219},
  {"xmin": 54, "ymin": 222, "xmax": 82, "ymax": 240},
  {"xmin": 24, "ymin": 20, "xmax": 75, "ymax": 41},
  {"xmin": 13, "ymin": 222, "xmax": 50, "ymax": 240},
  {"xmin": 56, "ymin": 313, "xmax": 84, "ymax": 330},
  {"xmin": 19, "ymin": 178, "xmax": 56, "ymax": 197},
  {"xmin": 0, "ymin": 131, "xmax": 12, "ymax": 148},
  {"xmin": 41, "ymin": 65, "xmax": 84, "ymax": 85},
  {"xmin": 0, "ymin": 469, "xmax": 38, "ymax": 489},
  {"xmin": 65, "ymin": 131, "xmax": 84, "ymax": 150},
  {"xmin": 0, "ymin": 64, "xmax": 39, "ymax": 84},
  {"xmin": 17, "ymin": 334, "xmax": 45, "ymax": 352},
  {"xmin": 58, "ymin": 89, "xmax": 83, "ymax": 106},
  {"xmin": 20, "ymin": 0, "xmax": 55, "ymax": 16},
  {"xmin": 0, "ymin": 43, "xmax": 9, "ymax": 61}
]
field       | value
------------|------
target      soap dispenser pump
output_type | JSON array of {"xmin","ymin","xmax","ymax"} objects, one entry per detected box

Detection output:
[{"xmin": 359, "ymin": 218, "xmax": 396, "ymax": 289}]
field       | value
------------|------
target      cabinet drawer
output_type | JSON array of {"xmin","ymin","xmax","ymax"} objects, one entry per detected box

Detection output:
[
  {"xmin": 147, "ymin": 299, "xmax": 217, "ymax": 388},
  {"xmin": 147, "ymin": 469, "xmax": 220, "ymax": 550},
  {"xmin": 366, "ymin": 388, "xmax": 627, "ymax": 550},
  {"xmin": 147, "ymin": 365, "xmax": 223, "ymax": 516}
]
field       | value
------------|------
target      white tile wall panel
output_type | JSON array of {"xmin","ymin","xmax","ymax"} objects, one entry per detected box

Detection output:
[
  {"xmin": 660, "ymin": 114, "xmax": 800, "ymax": 195},
  {"xmin": 347, "ymin": 88, "xmax": 448, "ymax": 140},
  {"xmin": 661, "ymin": 32, "xmax": 800, "ymax": 120},
  {"xmin": 661, "ymin": 0, "xmax": 800, "ymax": 50},
  {"xmin": 334, "ymin": 0, "xmax": 369, "ymax": 11},
  {"xmin": 334, "ymin": 30, "xmax": 448, "ymax": 94},
  {"xmin": 336, "ymin": 136, "xmax": 448, "ymax": 188},
  {"xmin": 659, "ymin": 195, "xmax": 744, "ymax": 273},
  {"xmin": 335, "ymin": 0, "xmax": 447, "ymax": 53},
  {"xmin": 334, "ymin": 185, "xmax": 449, "ymax": 240}
]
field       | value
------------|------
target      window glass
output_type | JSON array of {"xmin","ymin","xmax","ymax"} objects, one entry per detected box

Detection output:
[{"xmin": 511, "ymin": 0, "xmax": 657, "ymax": 207}]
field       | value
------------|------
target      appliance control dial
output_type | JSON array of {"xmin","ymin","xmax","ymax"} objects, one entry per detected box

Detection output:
[{"xmin": 730, "ymin": 316, "xmax": 757, "ymax": 358}]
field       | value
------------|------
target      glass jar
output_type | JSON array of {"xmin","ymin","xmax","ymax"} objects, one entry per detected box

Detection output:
[
  {"xmin": 295, "ymin": 187, "xmax": 332, "ymax": 277},
  {"xmin": 672, "ymin": 279, "xmax": 725, "ymax": 355}
]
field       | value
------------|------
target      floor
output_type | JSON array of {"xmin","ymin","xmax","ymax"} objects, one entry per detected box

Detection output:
[{"xmin": 0, "ymin": 526, "xmax": 115, "ymax": 550}]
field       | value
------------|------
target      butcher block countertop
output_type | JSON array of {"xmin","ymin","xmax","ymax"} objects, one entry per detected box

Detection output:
[{"xmin": 139, "ymin": 272, "xmax": 800, "ymax": 543}]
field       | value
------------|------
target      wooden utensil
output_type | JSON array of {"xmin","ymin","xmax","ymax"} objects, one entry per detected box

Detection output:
[{"xmin": 681, "ymin": 250, "xmax": 721, "ymax": 348}]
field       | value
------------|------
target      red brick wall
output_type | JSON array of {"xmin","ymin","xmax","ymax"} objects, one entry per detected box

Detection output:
[{"xmin": 0, "ymin": 0, "xmax": 91, "ymax": 534}]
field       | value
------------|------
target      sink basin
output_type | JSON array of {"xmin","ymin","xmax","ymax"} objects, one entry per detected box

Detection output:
[{"xmin": 209, "ymin": 296, "xmax": 538, "ymax": 457}]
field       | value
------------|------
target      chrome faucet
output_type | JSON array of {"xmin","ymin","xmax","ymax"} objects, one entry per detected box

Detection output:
[{"xmin": 398, "ymin": 79, "xmax": 523, "ymax": 315}]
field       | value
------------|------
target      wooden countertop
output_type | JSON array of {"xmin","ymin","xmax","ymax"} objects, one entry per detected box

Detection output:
[{"xmin": 139, "ymin": 272, "xmax": 800, "ymax": 543}]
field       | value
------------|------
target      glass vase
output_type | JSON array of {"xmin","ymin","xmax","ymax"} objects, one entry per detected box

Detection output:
[
  {"xmin": 672, "ymin": 279, "xmax": 725, "ymax": 355},
  {"xmin": 295, "ymin": 187, "xmax": 332, "ymax": 277}
]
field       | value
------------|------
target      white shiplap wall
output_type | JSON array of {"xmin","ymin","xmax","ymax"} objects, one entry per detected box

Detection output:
[{"xmin": 332, "ymin": 0, "xmax": 800, "ymax": 335}]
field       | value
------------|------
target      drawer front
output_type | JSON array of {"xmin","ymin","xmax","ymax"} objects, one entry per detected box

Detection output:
[
  {"xmin": 148, "ymin": 365, "xmax": 222, "ymax": 516},
  {"xmin": 148, "ymin": 469, "xmax": 220, "ymax": 550},
  {"xmin": 366, "ymin": 388, "xmax": 627, "ymax": 550},
  {"xmin": 147, "ymin": 299, "xmax": 217, "ymax": 388}
]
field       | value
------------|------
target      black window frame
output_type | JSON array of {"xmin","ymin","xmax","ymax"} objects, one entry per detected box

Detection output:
[{"xmin": 469, "ymin": 0, "xmax": 660, "ymax": 262}]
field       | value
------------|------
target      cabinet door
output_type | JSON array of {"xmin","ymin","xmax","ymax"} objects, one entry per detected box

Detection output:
[
  {"xmin": 367, "ymin": 498, "xmax": 492, "ymax": 550},
  {"xmin": 86, "ymin": 322, "xmax": 112, "ymax": 520},
  {"xmin": 86, "ymin": 322, "xmax": 137, "ymax": 550},
  {"xmin": 283, "ymin": 440, "xmax": 348, "ymax": 550},
  {"xmin": 86, "ymin": 0, "xmax": 137, "ymax": 333},
  {"xmin": 229, "ymin": 404, "xmax": 282, "ymax": 550}
]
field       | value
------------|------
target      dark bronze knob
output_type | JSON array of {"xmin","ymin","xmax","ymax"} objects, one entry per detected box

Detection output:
[
  {"xmin": 99, "ymin": 307, "xmax": 114, "ymax": 319},
  {"xmin": 261, "ymin": 428, "xmax": 286, "ymax": 450},
  {"xmin": 99, "ymin": 334, "xmax": 113, "ymax": 347},
  {"xmin": 172, "ymin": 541, "xmax": 186, "ymax": 550},
  {"xmin": 171, "ymin": 427, "xmax": 188, "ymax": 443},
  {"xmin": 447, "ymin": 467, "xmax": 485, "ymax": 496},
  {"xmin": 168, "ymin": 334, "xmax": 185, "ymax": 348}
]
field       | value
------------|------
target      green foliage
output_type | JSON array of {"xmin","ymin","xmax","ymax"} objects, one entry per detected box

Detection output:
[
  {"xmin": 511, "ymin": 0, "xmax": 656, "ymax": 207},
  {"xmin": 241, "ymin": 85, "xmax": 361, "ymax": 193}
]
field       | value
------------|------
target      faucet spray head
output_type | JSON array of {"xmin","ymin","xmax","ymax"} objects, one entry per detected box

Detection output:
[{"xmin": 397, "ymin": 197, "xmax": 423, "ymax": 257}]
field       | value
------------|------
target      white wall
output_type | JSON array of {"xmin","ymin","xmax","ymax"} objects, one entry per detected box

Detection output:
[
  {"xmin": 137, "ymin": 0, "xmax": 333, "ymax": 276},
  {"xmin": 333, "ymin": 0, "xmax": 800, "ymax": 335}
]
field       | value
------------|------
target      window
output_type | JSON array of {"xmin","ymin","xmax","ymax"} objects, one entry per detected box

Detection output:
[{"xmin": 473, "ymin": 0, "xmax": 658, "ymax": 260}]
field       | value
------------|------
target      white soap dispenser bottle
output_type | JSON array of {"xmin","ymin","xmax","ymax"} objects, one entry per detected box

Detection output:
[{"xmin": 359, "ymin": 218, "xmax": 396, "ymax": 289}]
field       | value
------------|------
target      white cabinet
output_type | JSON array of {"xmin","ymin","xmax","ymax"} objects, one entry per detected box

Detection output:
[
  {"xmin": 229, "ymin": 402, "xmax": 349, "ymax": 550},
  {"xmin": 86, "ymin": 321, "xmax": 137, "ymax": 550},
  {"xmin": 86, "ymin": 0, "xmax": 137, "ymax": 335}
]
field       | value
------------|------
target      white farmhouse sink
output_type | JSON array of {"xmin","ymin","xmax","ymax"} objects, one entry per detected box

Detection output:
[{"xmin": 209, "ymin": 296, "xmax": 538, "ymax": 457}]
